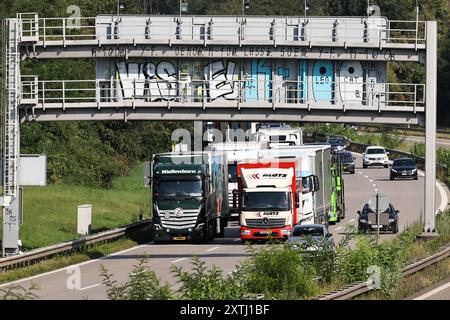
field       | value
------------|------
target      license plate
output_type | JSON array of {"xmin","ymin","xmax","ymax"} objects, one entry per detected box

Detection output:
[
  {"xmin": 402, "ymin": 173, "xmax": 407, "ymax": 175},
  {"xmin": 173, "ymin": 236, "xmax": 186, "ymax": 241},
  {"xmin": 371, "ymin": 225, "xmax": 382, "ymax": 229}
]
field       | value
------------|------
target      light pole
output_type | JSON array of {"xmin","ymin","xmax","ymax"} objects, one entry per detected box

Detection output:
[
  {"xmin": 242, "ymin": 0, "xmax": 250, "ymax": 17},
  {"xmin": 304, "ymin": 0, "xmax": 310, "ymax": 18},
  {"xmin": 117, "ymin": 0, "xmax": 125, "ymax": 15}
]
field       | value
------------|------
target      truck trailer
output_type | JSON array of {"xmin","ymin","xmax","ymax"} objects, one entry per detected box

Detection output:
[
  {"xmin": 237, "ymin": 161, "xmax": 299, "ymax": 243},
  {"xmin": 208, "ymin": 141, "xmax": 267, "ymax": 219},
  {"xmin": 147, "ymin": 152, "xmax": 229, "ymax": 243}
]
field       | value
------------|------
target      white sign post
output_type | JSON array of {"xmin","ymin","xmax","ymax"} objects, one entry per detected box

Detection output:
[{"xmin": 368, "ymin": 193, "xmax": 390, "ymax": 244}]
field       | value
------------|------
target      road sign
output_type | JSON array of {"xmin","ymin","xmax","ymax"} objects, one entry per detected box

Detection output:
[{"xmin": 368, "ymin": 193, "xmax": 389, "ymax": 213}]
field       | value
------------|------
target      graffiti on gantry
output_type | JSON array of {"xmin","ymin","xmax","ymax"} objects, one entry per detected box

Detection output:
[
  {"xmin": 115, "ymin": 59, "xmax": 240, "ymax": 101},
  {"xmin": 116, "ymin": 60, "xmax": 177, "ymax": 101},
  {"xmin": 204, "ymin": 60, "xmax": 239, "ymax": 100}
]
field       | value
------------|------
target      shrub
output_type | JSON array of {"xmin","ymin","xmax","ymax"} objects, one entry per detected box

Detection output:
[
  {"xmin": 0, "ymin": 284, "xmax": 39, "ymax": 300},
  {"xmin": 239, "ymin": 244, "xmax": 316, "ymax": 299},
  {"xmin": 171, "ymin": 256, "xmax": 247, "ymax": 300},
  {"xmin": 100, "ymin": 258, "xmax": 174, "ymax": 300}
]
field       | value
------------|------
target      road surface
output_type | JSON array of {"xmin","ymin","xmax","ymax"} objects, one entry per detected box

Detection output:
[
  {"xmin": 0, "ymin": 154, "xmax": 447, "ymax": 300},
  {"xmin": 411, "ymin": 276, "xmax": 450, "ymax": 300}
]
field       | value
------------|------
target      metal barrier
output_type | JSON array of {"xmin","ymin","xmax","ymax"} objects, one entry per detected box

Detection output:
[
  {"xmin": 20, "ymin": 78, "xmax": 425, "ymax": 112},
  {"xmin": 15, "ymin": 14, "xmax": 427, "ymax": 48},
  {"xmin": 0, "ymin": 220, "xmax": 152, "ymax": 271}
]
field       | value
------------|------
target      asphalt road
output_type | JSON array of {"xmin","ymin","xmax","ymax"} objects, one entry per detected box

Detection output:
[
  {"xmin": 0, "ymin": 155, "xmax": 447, "ymax": 300},
  {"xmin": 402, "ymin": 136, "xmax": 450, "ymax": 149},
  {"xmin": 411, "ymin": 276, "xmax": 450, "ymax": 300}
]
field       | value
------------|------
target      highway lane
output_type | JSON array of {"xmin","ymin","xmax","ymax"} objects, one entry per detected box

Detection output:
[
  {"xmin": 411, "ymin": 276, "xmax": 450, "ymax": 300},
  {"xmin": 0, "ymin": 154, "xmax": 445, "ymax": 300},
  {"xmin": 402, "ymin": 136, "xmax": 450, "ymax": 149}
]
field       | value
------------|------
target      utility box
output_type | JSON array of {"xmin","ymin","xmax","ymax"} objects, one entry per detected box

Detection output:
[{"xmin": 77, "ymin": 204, "xmax": 92, "ymax": 236}]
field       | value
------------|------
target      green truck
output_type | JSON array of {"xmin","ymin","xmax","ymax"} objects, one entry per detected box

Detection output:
[{"xmin": 145, "ymin": 152, "xmax": 229, "ymax": 243}]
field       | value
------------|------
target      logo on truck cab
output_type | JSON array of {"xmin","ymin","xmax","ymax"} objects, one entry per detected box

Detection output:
[
  {"xmin": 256, "ymin": 211, "xmax": 280, "ymax": 217},
  {"xmin": 246, "ymin": 173, "xmax": 287, "ymax": 179}
]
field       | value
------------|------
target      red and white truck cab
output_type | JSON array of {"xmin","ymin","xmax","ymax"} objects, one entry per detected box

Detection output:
[{"xmin": 237, "ymin": 162, "xmax": 299, "ymax": 242}]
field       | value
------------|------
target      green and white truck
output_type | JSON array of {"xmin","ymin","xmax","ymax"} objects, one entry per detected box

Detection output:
[{"xmin": 145, "ymin": 152, "xmax": 229, "ymax": 243}]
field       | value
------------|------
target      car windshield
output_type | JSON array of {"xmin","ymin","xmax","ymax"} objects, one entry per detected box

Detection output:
[
  {"xmin": 367, "ymin": 148, "xmax": 386, "ymax": 154},
  {"xmin": 338, "ymin": 152, "xmax": 353, "ymax": 161},
  {"xmin": 362, "ymin": 204, "xmax": 393, "ymax": 214},
  {"xmin": 242, "ymin": 191, "xmax": 290, "ymax": 211},
  {"xmin": 228, "ymin": 164, "xmax": 237, "ymax": 183},
  {"xmin": 292, "ymin": 226, "xmax": 324, "ymax": 237},
  {"xmin": 328, "ymin": 138, "xmax": 345, "ymax": 145},
  {"xmin": 393, "ymin": 159, "xmax": 416, "ymax": 167},
  {"xmin": 154, "ymin": 179, "xmax": 203, "ymax": 197}
]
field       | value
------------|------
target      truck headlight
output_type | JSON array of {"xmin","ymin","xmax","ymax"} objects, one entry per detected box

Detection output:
[
  {"xmin": 241, "ymin": 230, "xmax": 251, "ymax": 235},
  {"xmin": 154, "ymin": 224, "xmax": 162, "ymax": 231},
  {"xmin": 281, "ymin": 229, "xmax": 290, "ymax": 235},
  {"xmin": 359, "ymin": 219, "xmax": 367, "ymax": 223}
]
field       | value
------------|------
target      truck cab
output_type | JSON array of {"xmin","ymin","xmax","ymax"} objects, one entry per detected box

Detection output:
[
  {"xmin": 147, "ymin": 152, "xmax": 229, "ymax": 243},
  {"xmin": 238, "ymin": 162, "xmax": 298, "ymax": 243}
]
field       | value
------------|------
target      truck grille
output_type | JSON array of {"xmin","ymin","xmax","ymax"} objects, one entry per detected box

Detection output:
[
  {"xmin": 159, "ymin": 209, "xmax": 199, "ymax": 229},
  {"xmin": 245, "ymin": 218, "xmax": 286, "ymax": 229}
]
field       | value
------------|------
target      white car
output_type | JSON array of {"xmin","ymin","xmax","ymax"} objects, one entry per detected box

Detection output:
[{"xmin": 362, "ymin": 146, "xmax": 390, "ymax": 168}]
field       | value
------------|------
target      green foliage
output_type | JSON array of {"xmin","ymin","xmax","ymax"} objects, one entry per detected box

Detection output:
[
  {"xmin": 239, "ymin": 244, "xmax": 316, "ymax": 299},
  {"xmin": 101, "ymin": 258, "xmax": 174, "ymax": 300},
  {"xmin": 171, "ymin": 256, "xmax": 247, "ymax": 300},
  {"xmin": 379, "ymin": 130, "xmax": 405, "ymax": 150},
  {"xmin": 0, "ymin": 284, "xmax": 39, "ymax": 300}
]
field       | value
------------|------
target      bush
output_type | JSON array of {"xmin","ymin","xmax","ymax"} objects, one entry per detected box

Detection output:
[
  {"xmin": 171, "ymin": 256, "xmax": 247, "ymax": 300},
  {"xmin": 0, "ymin": 284, "xmax": 39, "ymax": 300},
  {"xmin": 239, "ymin": 244, "xmax": 316, "ymax": 299},
  {"xmin": 100, "ymin": 258, "xmax": 174, "ymax": 300},
  {"xmin": 379, "ymin": 131, "xmax": 405, "ymax": 150}
]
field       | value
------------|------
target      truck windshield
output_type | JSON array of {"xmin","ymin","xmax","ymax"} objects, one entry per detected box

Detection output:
[
  {"xmin": 228, "ymin": 164, "xmax": 238, "ymax": 183},
  {"xmin": 242, "ymin": 191, "xmax": 291, "ymax": 211},
  {"xmin": 154, "ymin": 179, "xmax": 203, "ymax": 197}
]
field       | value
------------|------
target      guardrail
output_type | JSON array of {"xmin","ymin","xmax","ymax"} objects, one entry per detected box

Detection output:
[
  {"xmin": 316, "ymin": 244, "xmax": 450, "ymax": 300},
  {"xmin": 0, "ymin": 220, "xmax": 152, "ymax": 271}
]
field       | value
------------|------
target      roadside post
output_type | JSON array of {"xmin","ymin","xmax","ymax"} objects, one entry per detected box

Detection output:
[{"xmin": 368, "ymin": 193, "xmax": 390, "ymax": 245}]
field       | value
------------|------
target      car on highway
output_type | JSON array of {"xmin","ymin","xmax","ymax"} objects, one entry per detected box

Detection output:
[
  {"xmin": 287, "ymin": 224, "xmax": 335, "ymax": 255},
  {"xmin": 357, "ymin": 203, "xmax": 399, "ymax": 234},
  {"xmin": 336, "ymin": 151, "xmax": 356, "ymax": 174},
  {"xmin": 390, "ymin": 157, "xmax": 418, "ymax": 180},
  {"xmin": 362, "ymin": 146, "xmax": 390, "ymax": 168},
  {"xmin": 325, "ymin": 136, "xmax": 347, "ymax": 153}
]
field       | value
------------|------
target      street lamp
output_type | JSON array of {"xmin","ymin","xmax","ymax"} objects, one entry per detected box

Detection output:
[
  {"xmin": 242, "ymin": 0, "xmax": 250, "ymax": 17},
  {"xmin": 117, "ymin": 0, "xmax": 125, "ymax": 15},
  {"xmin": 304, "ymin": 0, "xmax": 310, "ymax": 18},
  {"xmin": 180, "ymin": 0, "xmax": 188, "ymax": 17}
]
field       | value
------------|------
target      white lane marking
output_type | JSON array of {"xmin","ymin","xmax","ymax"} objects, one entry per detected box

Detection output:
[
  {"xmin": 206, "ymin": 247, "xmax": 219, "ymax": 252},
  {"xmin": 171, "ymin": 258, "xmax": 188, "ymax": 263},
  {"xmin": 418, "ymin": 170, "xmax": 449, "ymax": 214},
  {"xmin": 335, "ymin": 227, "xmax": 343, "ymax": 231},
  {"xmin": 358, "ymin": 172, "xmax": 363, "ymax": 174},
  {"xmin": 349, "ymin": 219, "xmax": 355, "ymax": 223},
  {"xmin": 0, "ymin": 243, "xmax": 150, "ymax": 288},
  {"xmin": 369, "ymin": 179, "xmax": 373, "ymax": 183},
  {"xmin": 375, "ymin": 189, "xmax": 379, "ymax": 192},
  {"xmin": 373, "ymin": 184, "xmax": 377, "ymax": 187},
  {"xmin": 413, "ymin": 281, "xmax": 450, "ymax": 300},
  {"xmin": 79, "ymin": 283, "xmax": 101, "ymax": 291},
  {"xmin": 364, "ymin": 175, "xmax": 369, "ymax": 178}
]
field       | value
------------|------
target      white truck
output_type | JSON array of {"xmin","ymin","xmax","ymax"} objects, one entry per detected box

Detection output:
[
  {"xmin": 237, "ymin": 161, "xmax": 299, "ymax": 243},
  {"xmin": 252, "ymin": 123, "xmax": 303, "ymax": 147},
  {"xmin": 259, "ymin": 145, "xmax": 335, "ymax": 225},
  {"xmin": 208, "ymin": 141, "xmax": 267, "ymax": 218}
]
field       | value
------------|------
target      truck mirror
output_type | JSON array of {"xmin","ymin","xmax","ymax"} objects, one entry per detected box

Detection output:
[
  {"xmin": 295, "ymin": 192, "xmax": 300, "ymax": 207},
  {"xmin": 143, "ymin": 162, "xmax": 153, "ymax": 187},
  {"xmin": 357, "ymin": 210, "xmax": 361, "ymax": 215},
  {"xmin": 313, "ymin": 175, "xmax": 320, "ymax": 192}
]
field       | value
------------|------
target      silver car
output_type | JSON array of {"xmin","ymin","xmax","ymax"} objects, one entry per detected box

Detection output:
[{"xmin": 287, "ymin": 224, "xmax": 335, "ymax": 255}]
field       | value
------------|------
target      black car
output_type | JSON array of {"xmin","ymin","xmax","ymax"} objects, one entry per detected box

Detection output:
[
  {"xmin": 357, "ymin": 203, "xmax": 399, "ymax": 234},
  {"xmin": 325, "ymin": 136, "xmax": 347, "ymax": 153},
  {"xmin": 336, "ymin": 151, "xmax": 356, "ymax": 174},
  {"xmin": 390, "ymin": 158, "xmax": 418, "ymax": 180}
]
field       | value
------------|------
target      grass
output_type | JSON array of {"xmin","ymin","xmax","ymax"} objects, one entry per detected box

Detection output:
[
  {"xmin": 0, "ymin": 163, "xmax": 150, "ymax": 250},
  {"xmin": 0, "ymin": 232, "xmax": 152, "ymax": 286}
]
